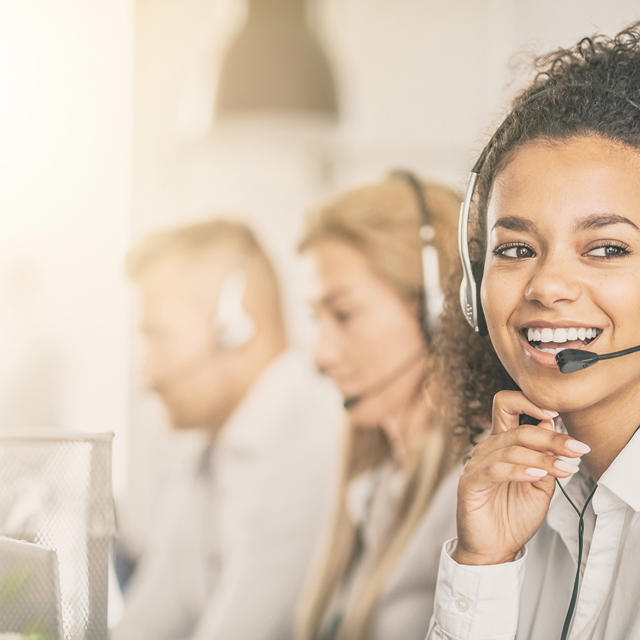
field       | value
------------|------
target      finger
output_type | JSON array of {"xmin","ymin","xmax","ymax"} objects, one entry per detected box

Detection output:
[
  {"xmin": 469, "ymin": 459, "xmax": 560, "ymax": 485},
  {"xmin": 536, "ymin": 419, "xmax": 555, "ymax": 432},
  {"xmin": 491, "ymin": 391, "xmax": 558, "ymax": 434},
  {"xmin": 499, "ymin": 424, "xmax": 589, "ymax": 459},
  {"xmin": 471, "ymin": 423, "xmax": 589, "ymax": 461},
  {"xmin": 486, "ymin": 444, "xmax": 580, "ymax": 479}
]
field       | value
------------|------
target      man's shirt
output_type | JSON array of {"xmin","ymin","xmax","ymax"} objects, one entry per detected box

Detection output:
[{"xmin": 113, "ymin": 349, "xmax": 341, "ymax": 640}]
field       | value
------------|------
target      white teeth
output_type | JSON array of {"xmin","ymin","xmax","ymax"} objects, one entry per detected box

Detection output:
[
  {"xmin": 539, "ymin": 347, "xmax": 564, "ymax": 355},
  {"xmin": 525, "ymin": 326, "xmax": 600, "ymax": 345},
  {"xmin": 540, "ymin": 328, "xmax": 554, "ymax": 342},
  {"xmin": 553, "ymin": 328, "xmax": 568, "ymax": 343},
  {"xmin": 527, "ymin": 328, "xmax": 543, "ymax": 342}
]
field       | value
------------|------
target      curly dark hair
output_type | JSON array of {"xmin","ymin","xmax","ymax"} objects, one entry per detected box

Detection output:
[{"xmin": 433, "ymin": 20, "xmax": 640, "ymax": 448}]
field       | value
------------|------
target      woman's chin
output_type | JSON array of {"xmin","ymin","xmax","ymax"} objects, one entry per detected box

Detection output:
[
  {"xmin": 516, "ymin": 381, "xmax": 598, "ymax": 416},
  {"xmin": 344, "ymin": 403, "xmax": 378, "ymax": 428}
]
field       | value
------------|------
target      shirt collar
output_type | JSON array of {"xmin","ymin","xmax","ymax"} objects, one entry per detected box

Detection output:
[
  {"xmin": 597, "ymin": 426, "xmax": 640, "ymax": 512},
  {"xmin": 547, "ymin": 424, "xmax": 640, "ymax": 524}
]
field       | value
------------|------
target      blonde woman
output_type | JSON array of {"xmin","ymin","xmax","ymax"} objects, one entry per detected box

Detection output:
[{"xmin": 296, "ymin": 173, "xmax": 463, "ymax": 640}]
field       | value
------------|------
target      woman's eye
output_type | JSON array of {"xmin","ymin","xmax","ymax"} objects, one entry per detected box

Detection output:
[
  {"xmin": 334, "ymin": 310, "xmax": 352, "ymax": 324},
  {"xmin": 494, "ymin": 243, "xmax": 535, "ymax": 259},
  {"xmin": 585, "ymin": 243, "xmax": 630, "ymax": 258}
]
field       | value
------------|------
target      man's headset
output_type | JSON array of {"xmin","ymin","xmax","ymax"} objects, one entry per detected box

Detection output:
[
  {"xmin": 214, "ymin": 264, "xmax": 255, "ymax": 351},
  {"xmin": 143, "ymin": 260, "xmax": 255, "ymax": 393}
]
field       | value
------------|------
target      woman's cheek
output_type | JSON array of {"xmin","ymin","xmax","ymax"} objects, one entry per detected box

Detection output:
[
  {"xmin": 481, "ymin": 270, "xmax": 509, "ymax": 329},
  {"xmin": 481, "ymin": 271, "xmax": 521, "ymax": 367}
]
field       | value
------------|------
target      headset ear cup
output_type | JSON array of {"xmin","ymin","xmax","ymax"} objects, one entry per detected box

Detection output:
[
  {"xmin": 388, "ymin": 169, "xmax": 444, "ymax": 344},
  {"xmin": 215, "ymin": 267, "xmax": 256, "ymax": 350},
  {"xmin": 477, "ymin": 292, "xmax": 488, "ymax": 335},
  {"xmin": 472, "ymin": 261, "xmax": 488, "ymax": 336},
  {"xmin": 216, "ymin": 311, "xmax": 255, "ymax": 350},
  {"xmin": 459, "ymin": 275, "xmax": 473, "ymax": 329}
]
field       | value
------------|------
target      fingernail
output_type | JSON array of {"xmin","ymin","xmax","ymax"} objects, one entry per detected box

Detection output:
[
  {"xmin": 556, "ymin": 454, "xmax": 580, "ymax": 465},
  {"xmin": 554, "ymin": 459, "xmax": 579, "ymax": 474},
  {"xmin": 525, "ymin": 467, "xmax": 548, "ymax": 478},
  {"xmin": 543, "ymin": 410, "xmax": 559, "ymax": 418},
  {"xmin": 566, "ymin": 439, "xmax": 591, "ymax": 454}
]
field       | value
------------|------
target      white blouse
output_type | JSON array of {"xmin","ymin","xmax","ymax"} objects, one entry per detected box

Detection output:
[{"xmin": 427, "ymin": 428, "xmax": 640, "ymax": 639}]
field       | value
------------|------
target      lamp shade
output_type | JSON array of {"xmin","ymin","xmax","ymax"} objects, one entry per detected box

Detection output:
[{"xmin": 215, "ymin": 0, "xmax": 338, "ymax": 118}]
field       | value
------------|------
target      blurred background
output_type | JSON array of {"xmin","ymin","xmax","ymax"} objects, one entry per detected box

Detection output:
[{"xmin": 1, "ymin": 0, "xmax": 638, "ymax": 618}]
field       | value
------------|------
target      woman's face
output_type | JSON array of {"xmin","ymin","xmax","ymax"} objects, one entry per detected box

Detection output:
[
  {"xmin": 481, "ymin": 135, "xmax": 640, "ymax": 412},
  {"xmin": 304, "ymin": 238, "xmax": 426, "ymax": 427}
]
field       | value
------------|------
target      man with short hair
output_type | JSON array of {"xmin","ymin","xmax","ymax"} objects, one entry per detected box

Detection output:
[{"xmin": 113, "ymin": 219, "xmax": 340, "ymax": 640}]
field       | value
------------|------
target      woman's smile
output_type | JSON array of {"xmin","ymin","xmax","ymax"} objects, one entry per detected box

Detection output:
[{"xmin": 515, "ymin": 322, "xmax": 603, "ymax": 368}]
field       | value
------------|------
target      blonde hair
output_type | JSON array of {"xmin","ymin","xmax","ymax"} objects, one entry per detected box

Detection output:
[
  {"xmin": 296, "ymin": 176, "xmax": 462, "ymax": 640},
  {"xmin": 127, "ymin": 219, "xmax": 262, "ymax": 279},
  {"xmin": 125, "ymin": 218, "xmax": 285, "ymax": 332}
]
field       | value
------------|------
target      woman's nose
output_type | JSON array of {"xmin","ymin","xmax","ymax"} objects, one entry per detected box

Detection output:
[
  {"xmin": 313, "ymin": 320, "xmax": 343, "ymax": 375},
  {"xmin": 524, "ymin": 253, "xmax": 581, "ymax": 308}
]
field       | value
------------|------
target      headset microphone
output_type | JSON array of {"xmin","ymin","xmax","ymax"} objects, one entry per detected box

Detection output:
[
  {"xmin": 343, "ymin": 395, "xmax": 362, "ymax": 410},
  {"xmin": 556, "ymin": 344, "xmax": 640, "ymax": 373}
]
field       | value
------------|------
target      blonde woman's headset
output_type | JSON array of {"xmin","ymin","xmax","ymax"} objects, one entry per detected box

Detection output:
[
  {"xmin": 342, "ymin": 171, "xmax": 445, "ymax": 409},
  {"xmin": 389, "ymin": 170, "xmax": 444, "ymax": 343}
]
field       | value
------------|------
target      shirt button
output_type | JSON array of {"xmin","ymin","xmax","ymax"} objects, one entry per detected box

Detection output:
[{"xmin": 454, "ymin": 594, "xmax": 471, "ymax": 612}]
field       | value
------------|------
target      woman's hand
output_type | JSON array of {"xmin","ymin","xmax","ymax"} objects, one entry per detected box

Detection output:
[{"xmin": 454, "ymin": 390, "xmax": 590, "ymax": 566}]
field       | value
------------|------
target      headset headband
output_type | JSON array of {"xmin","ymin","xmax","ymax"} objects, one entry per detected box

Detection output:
[
  {"xmin": 389, "ymin": 170, "xmax": 444, "ymax": 341},
  {"xmin": 458, "ymin": 86, "xmax": 640, "ymax": 334}
]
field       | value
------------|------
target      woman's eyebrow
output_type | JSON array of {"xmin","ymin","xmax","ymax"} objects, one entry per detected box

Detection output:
[
  {"xmin": 491, "ymin": 216, "xmax": 537, "ymax": 232},
  {"xmin": 574, "ymin": 213, "xmax": 639, "ymax": 231},
  {"xmin": 320, "ymin": 288, "xmax": 353, "ymax": 306}
]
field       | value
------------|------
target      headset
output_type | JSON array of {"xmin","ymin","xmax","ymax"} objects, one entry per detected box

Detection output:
[
  {"xmin": 457, "ymin": 91, "xmax": 550, "ymax": 335},
  {"xmin": 389, "ymin": 169, "xmax": 444, "ymax": 343},
  {"xmin": 341, "ymin": 170, "xmax": 444, "ymax": 410},
  {"xmin": 140, "ymin": 257, "xmax": 256, "ymax": 396},
  {"xmin": 459, "ymin": 86, "xmax": 640, "ymax": 337},
  {"xmin": 214, "ymin": 264, "xmax": 255, "ymax": 350},
  {"xmin": 458, "ymin": 168, "xmax": 485, "ymax": 334}
]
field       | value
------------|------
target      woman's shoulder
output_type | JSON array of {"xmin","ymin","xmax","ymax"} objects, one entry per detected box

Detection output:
[{"xmin": 386, "ymin": 466, "xmax": 461, "ymax": 588}]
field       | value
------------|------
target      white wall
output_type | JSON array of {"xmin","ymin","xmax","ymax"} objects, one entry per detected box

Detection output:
[
  {"xmin": 131, "ymin": 0, "xmax": 640, "ymax": 330},
  {"xmin": 0, "ymin": 1, "xmax": 133, "ymax": 495}
]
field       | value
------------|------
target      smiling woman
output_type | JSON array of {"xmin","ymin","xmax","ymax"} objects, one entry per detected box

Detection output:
[{"xmin": 427, "ymin": 20, "xmax": 640, "ymax": 640}]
